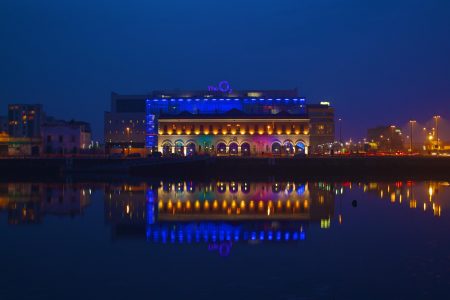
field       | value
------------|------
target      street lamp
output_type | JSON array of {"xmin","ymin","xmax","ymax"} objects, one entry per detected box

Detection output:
[
  {"xmin": 338, "ymin": 118, "xmax": 342, "ymax": 144},
  {"xmin": 433, "ymin": 116, "xmax": 440, "ymax": 153},
  {"xmin": 409, "ymin": 120, "xmax": 416, "ymax": 153}
]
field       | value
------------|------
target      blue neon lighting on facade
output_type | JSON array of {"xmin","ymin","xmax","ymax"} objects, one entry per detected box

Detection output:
[{"xmin": 145, "ymin": 97, "xmax": 308, "ymax": 148}]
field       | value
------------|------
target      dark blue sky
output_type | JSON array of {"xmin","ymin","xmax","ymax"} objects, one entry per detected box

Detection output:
[{"xmin": 1, "ymin": 0, "xmax": 449, "ymax": 140}]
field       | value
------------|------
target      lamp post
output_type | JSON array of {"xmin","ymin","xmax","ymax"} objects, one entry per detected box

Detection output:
[
  {"xmin": 433, "ymin": 116, "xmax": 440, "ymax": 154},
  {"xmin": 126, "ymin": 127, "xmax": 130, "ymax": 155},
  {"xmin": 409, "ymin": 120, "xmax": 416, "ymax": 153}
]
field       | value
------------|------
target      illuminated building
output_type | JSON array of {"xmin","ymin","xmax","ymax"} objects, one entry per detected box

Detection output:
[
  {"xmin": 104, "ymin": 86, "xmax": 335, "ymax": 155},
  {"xmin": 157, "ymin": 110, "xmax": 309, "ymax": 156},
  {"xmin": 146, "ymin": 90, "xmax": 334, "ymax": 155}
]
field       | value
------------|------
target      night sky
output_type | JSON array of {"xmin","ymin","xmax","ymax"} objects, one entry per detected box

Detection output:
[{"xmin": 1, "ymin": 0, "xmax": 449, "ymax": 140}]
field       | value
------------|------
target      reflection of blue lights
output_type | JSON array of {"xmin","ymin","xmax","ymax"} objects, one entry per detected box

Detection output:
[
  {"xmin": 146, "ymin": 222, "xmax": 306, "ymax": 245},
  {"xmin": 300, "ymin": 232, "xmax": 306, "ymax": 240},
  {"xmin": 276, "ymin": 231, "xmax": 281, "ymax": 241},
  {"xmin": 146, "ymin": 190, "xmax": 156, "ymax": 225}
]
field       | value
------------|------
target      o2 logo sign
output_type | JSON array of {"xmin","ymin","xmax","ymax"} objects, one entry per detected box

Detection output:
[{"xmin": 208, "ymin": 81, "xmax": 233, "ymax": 94}]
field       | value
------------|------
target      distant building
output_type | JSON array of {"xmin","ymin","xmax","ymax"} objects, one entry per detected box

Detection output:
[
  {"xmin": 367, "ymin": 125, "xmax": 404, "ymax": 152},
  {"xmin": 7, "ymin": 104, "xmax": 44, "ymax": 155},
  {"xmin": 306, "ymin": 103, "xmax": 335, "ymax": 153},
  {"xmin": 42, "ymin": 119, "xmax": 92, "ymax": 154},
  {"xmin": 8, "ymin": 104, "xmax": 44, "ymax": 138},
  {"xmin": 104, "ymin": 93, "xmax": 147, "ymax": 155}
]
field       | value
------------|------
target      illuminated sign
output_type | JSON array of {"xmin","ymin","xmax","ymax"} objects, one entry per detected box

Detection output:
[{"xmin": 208, "ymin": 81, "xmax": 233, "ymax": 94}]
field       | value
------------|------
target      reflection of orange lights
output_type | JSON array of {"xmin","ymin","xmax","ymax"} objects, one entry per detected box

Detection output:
[{"xmin": 286, "ymin": 200, "xmax": 291, "ymax": 209}]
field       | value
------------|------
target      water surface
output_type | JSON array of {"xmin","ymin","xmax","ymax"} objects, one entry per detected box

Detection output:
[{"xmin": 0, "ymin": 180, "xmax": 449, "ymax": 299}]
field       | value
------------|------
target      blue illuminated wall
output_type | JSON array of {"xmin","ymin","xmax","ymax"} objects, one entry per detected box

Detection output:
[{"xmin": 145, "ymin": 97, "xmax": 306, "ymax": 148}]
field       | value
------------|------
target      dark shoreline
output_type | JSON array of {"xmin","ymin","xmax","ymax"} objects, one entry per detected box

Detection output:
[{"xmin": 1, "ymin": 156, "xmax": 449, "ymax": 182}]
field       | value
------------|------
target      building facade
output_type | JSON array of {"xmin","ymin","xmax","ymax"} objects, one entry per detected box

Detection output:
[
  {"xmin": 41, "ymin": 119, "xmax": 92, "ymax": 154},
  {"xmin": 157, "ymin": 110, "xmax": 310, "ymax": 156},
  {"xmin": 104, "ymin": 92, "xmax": 147, "ymax": 155}
]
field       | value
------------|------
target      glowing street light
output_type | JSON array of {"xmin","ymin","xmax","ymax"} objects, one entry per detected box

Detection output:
[{"xmin": 409, "ymin": 120, "xmax": 416, "ymax": 153}]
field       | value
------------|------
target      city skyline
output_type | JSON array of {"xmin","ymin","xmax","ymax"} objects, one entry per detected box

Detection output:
[{"xmin": 1, "ymin": 0, "xmax": 450, "ymax": 140}]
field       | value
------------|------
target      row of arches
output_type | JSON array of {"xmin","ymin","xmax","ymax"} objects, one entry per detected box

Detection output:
[{"xmin": 160, "ymin": 140, "xmax": 307, "ymax": 156}]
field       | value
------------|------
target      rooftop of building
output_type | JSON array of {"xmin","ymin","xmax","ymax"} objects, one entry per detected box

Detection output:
[
  {"xmin": 43, "ymin": 117, "xmax": 92, "ymax": 132},
  {"xmin": 112, "ymin": 88, "xmax": 300, "ymax": 99}
]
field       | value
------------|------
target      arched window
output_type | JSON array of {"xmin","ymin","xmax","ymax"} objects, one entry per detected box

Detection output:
[
  {"xmin": 186, "ymin": 142, "xmax": 196, "ymax": 156},
  {"xmin": 217, "ymin": 142, "xmax": 226, "ymax": 154},
  {"xmin": 175, "ymin": 141, "xmax": 184, "ymax": 156},
  {"xmin": 162, "ymin": 143, "xmax": 172, "ymax": 156},
  {"xmin": 272, "ymin": 142, "xmax": 281, "ymax": 155},
  {"xmin": 229, "ymin": 142, "xmax": 238, "ymax": 155},
  {"xmin": 284, "ymin": 141, "xmax": 294, "ymax": 154},
  {"xmin": 241, "ymin": 142, "xmax": 251, "ymax": 156},
  {"xmin": 295, "ymin": 141, "xmax": 306, "ymax": 154}
]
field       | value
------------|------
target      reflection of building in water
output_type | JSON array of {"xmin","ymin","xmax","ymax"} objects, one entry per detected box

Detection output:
[
  {"xmin": 150, "ymin": 182, "xmax": 335, "ymax": 253},
  {"xmin": 104, "ymin": 183, "xmax": 152, "ymax": 239},
  {"xmin": 104, "ymin": 181, "xmax": 336, "ymax": 248},
  {"xmin": 356, "ymin": 181, "xmax": 447, "ymax": 217},
  {"xmin": 0, "ymin": 183, "xmax": 92, "ymax": 224},
  {"xmin": 156, "ymin": 181, "xmax": 334, "ymax": 222}
]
